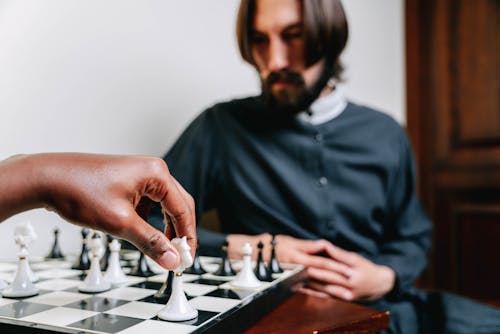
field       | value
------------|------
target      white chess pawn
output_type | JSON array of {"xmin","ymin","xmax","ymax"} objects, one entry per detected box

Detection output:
[
  {"xmin": 157, "ymin": 236, "xmax": 198, "ymax": 322},
  {"xmin": 104, "ymin": 239, "xmax": 128, "ymax": 285},
  {"xmin": 0, "ymin": 279, "xmax": 7, "ymax": 290},
  {"xmin": 230, "ymin": 242, "xmax": 262, "ymax": 289},
  {"xmin": 2, "ymin": 247, "xmax": 39, "ymax": 298},
  {"xmin": 13, "ymin": 222, "xmax": 39, "ymax": 282},
  {"xmin": 78, "ymin": 233, "xmax": 111, "ymax": 293}
]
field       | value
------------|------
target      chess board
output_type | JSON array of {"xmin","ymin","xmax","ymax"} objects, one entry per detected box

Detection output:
[{"xmin": 0, "ymin": 253, "xmax": 306, "ymax": 334}]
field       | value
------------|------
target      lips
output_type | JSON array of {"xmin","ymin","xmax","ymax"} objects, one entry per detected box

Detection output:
[{"xmin": 272, "ymin": 81, "xmax": 295, "ymax": 89}]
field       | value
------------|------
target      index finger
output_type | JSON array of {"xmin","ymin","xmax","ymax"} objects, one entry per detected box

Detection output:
[
  {"xmin": 294, "ymin": 252, "xmax": 353, "ymax": 278},
  {"xmin": 324, "ymin": 243, "xmax": 358, "ymax": 266},
  {"xmin": 161, "ymin": 176, "xmax": 197, "ymax": 258}
]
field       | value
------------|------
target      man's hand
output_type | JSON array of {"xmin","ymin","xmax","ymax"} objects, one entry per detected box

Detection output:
[
  {"xmin": 301, "ymin": 243, "xmax": 395, "ymax": 301},
  {"xmin": 226, "ymin": 234, "xmax": 352, "ymax": 279},
  {"xmin": 225, "ymin": 233, "xmax": 394, "ymax": 301},
  {"xmin": 0, "ymin": 153, "xmax": 196, "ymax": 270}
]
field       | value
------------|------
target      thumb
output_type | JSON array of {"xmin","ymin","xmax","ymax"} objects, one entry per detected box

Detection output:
[{"xmin": 121, "ymin": 212, "xmax": 180, "ymax": 270}]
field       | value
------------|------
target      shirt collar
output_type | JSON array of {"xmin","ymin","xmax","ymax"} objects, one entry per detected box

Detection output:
[{"xmin": 296, "ymin": 87, "xmax": 347, "ymax": 125}]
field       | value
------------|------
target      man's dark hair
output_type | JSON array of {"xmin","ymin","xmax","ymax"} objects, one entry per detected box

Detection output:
[{"xmin": 236, "ymin": 0, "xmax": 349, "ymax": 81}]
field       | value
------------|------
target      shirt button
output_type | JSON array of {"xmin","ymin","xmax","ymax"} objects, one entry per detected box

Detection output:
[
  {"xmin": 315, "ymin": 133, "xmax": 323, "ymax": 142},
  {"xmin": 319, "ymin": 177, "xmax": 328, "ymax": 186}
]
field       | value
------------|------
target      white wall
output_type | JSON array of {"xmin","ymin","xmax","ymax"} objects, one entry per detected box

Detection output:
[{"xmin": 0, "ymin": 0, "xmax": 404, "ymax": 260}]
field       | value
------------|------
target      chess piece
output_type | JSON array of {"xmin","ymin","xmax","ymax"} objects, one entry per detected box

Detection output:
[
  {"xmin": 100, "ymin": 234, "xmax": 113, "ymax": 271},
  {"xmin": 154, "ymin": 270, "xmax": 175, "ymax": 303},
  {"xmin": 2, "ymin": 222, "xmax": 39, "ymax": 297},
  {"xmin": 129, "ymin": 251, "xmax": 155, "ymax": 277},
  {"xmin": 231, "ymin": 242, "xmax": 261, "ymax": 289},
  {"xmin": 72, "ymin": 228, "xmax": 90, "ymax": 270},
  {"xmin": 0, "ymin": 279, "xmax": 7, "ymax": 291},
  {"xmin": 254, "ymin": 241, "xmax": 272, "ymax": 281},
  {"xmin": 104, "ymin": 239, "xmax": 128, "ymax": 285},
  {"xmin": 214, "ymin": 240, "xmax": 236, "ymax": 276},
  {"xmin": 184, "ymin": 242, "xmax": 206, "ymax": 275},
  {"xmin": 2, "ymin": 247, "xmax": 39, "ymax": 298},
  {"xmin": 157, "ymin": 236, "xmax": 198, "ymax": 321},
  {"xmin": 46, "ymin": 228, "xmax": 64, "ymax": 259},
  {"xmin": 78, "ymin": 233, "xmax": 111, "ymax": 293},
  {"xmin": 12, "ymin": 222, "xmax": 38, "ymax": 282},
  {"xmin": 269, "ymin": 236, "xmax": 283, "ymax": 274}
]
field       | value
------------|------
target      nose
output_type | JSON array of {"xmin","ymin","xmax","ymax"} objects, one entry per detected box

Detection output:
[{"xmin": 267, "ymin": 37, "xmax": 289, "ymax": 72}]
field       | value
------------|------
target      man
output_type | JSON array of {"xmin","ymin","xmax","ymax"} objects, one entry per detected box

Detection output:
[
  {"xmin": 153, "ymin": 0, "xmax": 500, "ymax": 332},
  {"xmin": 0, "ymin": 153, "xmax": 196, "ymax": 269}
]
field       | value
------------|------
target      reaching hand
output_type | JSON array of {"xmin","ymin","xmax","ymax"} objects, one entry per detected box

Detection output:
[{"xmin": 0, "ymin": 153, "xmax": 196, "ymax": 270}]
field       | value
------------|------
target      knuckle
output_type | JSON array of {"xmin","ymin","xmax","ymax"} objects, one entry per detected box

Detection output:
[{"xmin": 146, "ymin": 158, "xmax": 170, "ymax": 178}]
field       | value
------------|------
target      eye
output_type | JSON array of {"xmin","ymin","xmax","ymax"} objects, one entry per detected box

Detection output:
[
  {"xmin": 250, "ymin": 33, "xmax": 268, "ymax": 45},
  {"xmin": 282, "ymin": 30, "xmax": 302, "ymax": 41},
  {"xmin": 282, "ymin": 27, "xmax": 303, "ymax": 42}
]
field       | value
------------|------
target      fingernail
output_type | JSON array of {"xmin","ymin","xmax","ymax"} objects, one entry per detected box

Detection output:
[{"xmin": 157, "ymin": 250, "xmax": 179, "ymax": 269}]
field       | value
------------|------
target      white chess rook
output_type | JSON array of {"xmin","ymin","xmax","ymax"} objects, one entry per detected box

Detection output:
[
  {"xmin": 231, "ymin": 242, "xmax": 262, "ymax": 289},
  {"xmin": 157, "ymin": 236, "xmax": 198, "ymax": 321},
  {"xmin": 104, "ymin": 239, "xmax": 128, "ymax": 285},
  {"xmin": 79, "ymin": 233, "xmax": 111, "ymax": 293}
]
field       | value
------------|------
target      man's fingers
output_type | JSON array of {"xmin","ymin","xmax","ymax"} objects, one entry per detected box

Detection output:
[
  {"xmin": 294, "ymin": 252, "xmax": 352, "ymax": 277},
  {"xmin": 307, "ymin": 267, "xmax": 352, "ymax": 288},
  {"xmin": 288, "ymin": 237, "xmax": 329, "ymax": 254},
  {"xmin": 167, "ymin": 177, "xmax": 197, "ymax": 257},
  {"xmin": 324, "ymin": 243, "xmax": 358, "ymax": 266},
  {"xmin": 122, "ymin": 211, "xmax": 180, "ymax": 270},
  {"xmin": 298, "ymin": 286, "xmax": 330, "ymax": 299},
  {"xmin": 307, "ymin": 281, "xmax": 353, "ymax": 301}
]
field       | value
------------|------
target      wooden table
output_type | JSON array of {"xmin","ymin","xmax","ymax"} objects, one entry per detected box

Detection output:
[{"xmin": 245, "ymin": 293, "xmax": 390, "ymax": 334}]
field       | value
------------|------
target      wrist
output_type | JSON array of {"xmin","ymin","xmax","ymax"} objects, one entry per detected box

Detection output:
[
  {"xmin": 378, "ymin": 265, "xmax": 396, "ymax": 296},
  {"xmin": 0, "ymin": 154, "xmax": 45, "ymax": 220}
]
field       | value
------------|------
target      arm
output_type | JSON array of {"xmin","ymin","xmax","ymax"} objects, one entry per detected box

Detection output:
[
  {"xmin": 302, "ymin": 131, "xmax": 431, "ymax": 301},
  {"xmin": 373, "ymin": 132, "xmax": 432, "ymax": 296},
  {"xmin": 0, "ymin": 153, "xmax": 196, "ymax": 270}
]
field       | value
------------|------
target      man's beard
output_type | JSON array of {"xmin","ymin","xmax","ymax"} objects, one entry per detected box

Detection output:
[{"xmin": 261, "ymin": 67, "xmax": 330, "ymax": 116}]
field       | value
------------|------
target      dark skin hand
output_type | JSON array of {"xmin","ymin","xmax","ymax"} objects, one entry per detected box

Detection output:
[{"xmin": 0, "ymin": 153, "xmax": 196, "ymax": 270}]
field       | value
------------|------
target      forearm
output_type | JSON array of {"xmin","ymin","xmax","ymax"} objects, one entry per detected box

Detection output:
[{"xmin": 0, "ymin": 154, "xmax": 45, "ymax": 221}]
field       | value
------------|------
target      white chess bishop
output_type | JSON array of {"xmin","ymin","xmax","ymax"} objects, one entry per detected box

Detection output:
[
  {"xmin": 104, "ymin": 239, "xmax": 127, "ymax": 285},
  {"xmin": 2, "ymin": 222, "xmax": 39, "ymax": 298},
  {"xmin": 230, "ymin": 242, "xmax": 262, "ymax": 289},
  {"xmin": 78, "ymin": 233, "xmax": 111, "ymax": 293},
  {"xmin": 157, "ymin": 236, "xmax": 198, "ymax": 321}
]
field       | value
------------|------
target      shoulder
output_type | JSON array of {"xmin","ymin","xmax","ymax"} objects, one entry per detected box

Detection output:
[
  {"xmin": 340, "ymin": 102, "xmax": 407, "ymax": 141},
  {"xmin": 344, "ymin": 102, "xmax": 402, "ymax": 130}
]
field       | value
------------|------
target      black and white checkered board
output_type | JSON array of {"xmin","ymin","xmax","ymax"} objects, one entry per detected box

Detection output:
[{"xmin": 0, "ymin": 253, "xmax": 305, "ymax": 334}]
